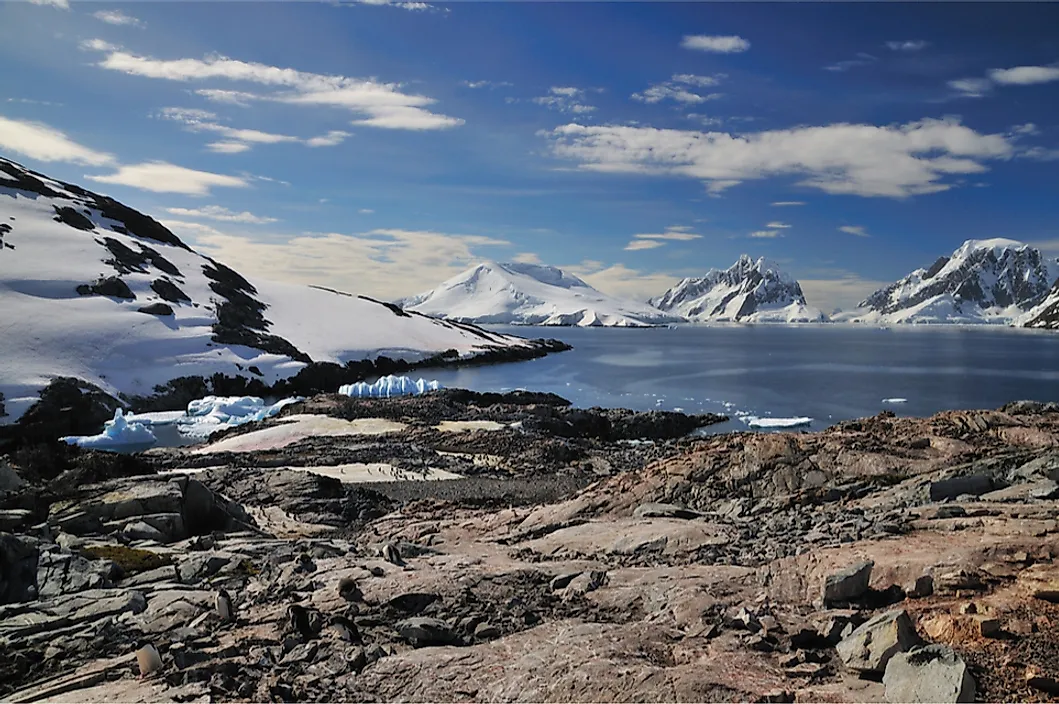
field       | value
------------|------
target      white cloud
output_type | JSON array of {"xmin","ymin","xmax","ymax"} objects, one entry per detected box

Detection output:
[
  {"xmin": 512, "ymin": 252, "xmax": 543, "ymax": 264},
  {"xmin": 80, "ymin": 39, "xmax": 119, "ymax": 52},
  {"xmin": 532, "ymin": 87, "xmax": 595, "ymax": 114},
  {"xmin": 800, "ymin": 276, "xmax": 893, "ymax": 313},
  {"xmin": 306, "ymin": 130, "xmax": 351, "ymax": 147},
  {"xmin": 766, "ymin": 221, "xmax": 791, "ymax": 229},
  {"xmin": 165, "ymin": 205, "xmax": 277, "ymax": 224},
  {"xmin": 82, "ymin": 43, "xmax": 463, "ymax": 131},
  {"xmin": 160, "ymin": 219, "xmax": 228, "ymax": 238},
  {"xmin": 207, "ymin": 141, "xmax": 252, "ymax": 154},
  {"xmin": 189, "ymin": 228, "xmax": 509, "ymax": 300},
  {"xmin": 547, "ymin": 117, "xmax": 1014, "ymax": 198},
  {"xmin": 1020, "ymin": 146, "xmax": 1059, "ymax": 161},
  {"xmin": 93, "ymin": 10, "xmax": 143, "ymax": 27},
  {"xmin": 462, "ymin": 80, "xmax": 513, "ymax": 89},
  {"xmin": 624, "ymin": 239, "xmax": 665, "ymax": 251},
  {"xmin": 886, "ymin": 40, "xmax": 927, "ymax": 52},
  {"xmin": 839, "ymin": 225, "xmax": 870, "ymax": 237},
  {"xmin": 29, "ymin": 0, "xmax": 69, "ymax": 9},
  {"xmin": 6, "ymin": 98, "xmax": 63, "ymax": 107},
  {"xmin": 195, "ymin": 89, "xmax": 257, "ymax": 107},
  {"xmin": 87, "ymin": 162, "xmax": 248, "ymax": 195},
  {"xmin": 159, "ymin": 107, "xmax": 350, "ymax": 151},
  {"xmin": 632, "ymin": 74, "xmax": 724, "ymax": 105},
  {"xmin": 749, "ymin": 230, "xmax": 782, "ymax": 238},
  {"xmin": 948, "ymin": 77, "xmax": 993, "ymax": 98},
  {"xmin": 771, "ymin": 201, "xmax": 805, "ymax": 206},
  {"xmin": 355, "ymin": 0, "xmax": 435, "ymax": 11},
  {"xmin": 825, "ymin": 53, "xmax": 877, "ymax": 73},
  {"xmin": 567, "ymin": 260, "xmax": 680, "ymax": 301},
  {"xmin": 989, "ymin": 65, "xmax": 1059, "ymax": 85},
  {"xmin": 0, "ymin": 115, "xmax": 115, "ymax": 166},
  {"xmin": 358, "ymin": 208, "xmax": 374, "ymax": 214},
  {"xmin": 1012, "ymin": 123, "xmax": 1040, "ymax": 136},
  {"xmin": 681, "ymin": 35, "xmax": 750, "ymax": 54}
]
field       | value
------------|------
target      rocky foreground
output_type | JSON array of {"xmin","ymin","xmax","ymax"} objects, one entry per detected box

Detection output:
[{"xmin": 3, "ymin": 392, "xmax": 1059, "ymax": 702}]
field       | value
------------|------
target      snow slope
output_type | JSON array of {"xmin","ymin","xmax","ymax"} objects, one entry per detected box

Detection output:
[
  {"xmin": 1019, "ymin": 278, "xmax": 1059, "ymax": 330},
  {"xmin": 400, "ymin": 261, "xmax": 681, "ymax": 327},
  {"xmin": 650, "ymin": 255, "xmax": 827, "ymax": 323},
  {"xmin": 0, "ymin": 156, "xmax": 544, "ymax": 423},
  {"xmin": 848, "ymin": 239, "xmax": 1058, "ymax": 325}
]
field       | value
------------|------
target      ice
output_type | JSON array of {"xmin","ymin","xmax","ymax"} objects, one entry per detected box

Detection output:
[
  {"xmin": 743, "ymin": 416, "xmax": 813, "ymax": 429},
  {"xmin": 178, "ymin": 395, "xmax": 303, "ymax": 438},
  {"xmin": 61, "ymin": 408, "xmax": 157, "ymax": 452},
  {"xmin": 882, "ymin": 398, "xmax": 908, "ymax": 404},
  {"xmin": 339, "ymin": 375, "xmax": 442, "ymax": 398}
]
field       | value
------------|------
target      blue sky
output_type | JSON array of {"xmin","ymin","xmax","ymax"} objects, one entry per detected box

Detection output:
[{"xmin": 1, "ymin": 0, "xmax": 1058, "ymax": 311}]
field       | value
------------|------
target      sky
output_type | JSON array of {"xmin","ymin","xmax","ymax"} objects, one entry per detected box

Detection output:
[{"xmin": 1, "ymin": 1, "xmax": 1058, "ymax": 313}]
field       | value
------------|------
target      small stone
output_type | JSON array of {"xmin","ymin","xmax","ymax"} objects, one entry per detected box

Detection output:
[
  {"xmin": 396, "ymin": 617, "xmax": 460, "ymax": 647},
  {"xmin": 934, "ymin": 505, "xmax": 967, "ymax": 519},
  {"xmin": 1025, "ymin": 666, "xmax": 1059, "ymax": 695},
  {"xmin": 883, "ymin": 644, "xmax": 975, "ymax": 703},
  {"xmin": 346, "ymin": 647, "xmax": 368, "ymax": 673},
  {"xmin": 784, "ymin": 662, "xmax": 827, "ymax": 679},
  {"xmin": 549, "ymin": 571, "xmax": 581, "ymax": 591},
  {"xmin": 473, "ymin": 622, "xmax": 501, "ymax": 640},
  {"xmin": 975, "ymin": 617, "xmax": 1001, "ymax": 638},
  {"xmin": 823, "ymin": 561, "xmax": 873, "ymax": 605},
  {"xmin": 369, "ymin": 566, "xmax": 385, "ymax": 577},
  {"xmin": 958, "ymin": 602, "xmax": 978, "ymax": 615},
  {"xmin": 905, "ymin": 574, "xmax": 934, "ymax": 599}
]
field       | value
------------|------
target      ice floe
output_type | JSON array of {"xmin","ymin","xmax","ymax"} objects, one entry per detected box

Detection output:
[
  {"xmin": 881, "ymin": 398, "xmax": 908, "ymax": 404},
  {"xmin": 61, "ymin": 409, "xmax": 157, "ymax": 452},
  {"xmin": 743, "ymin": 416, "xmax": 813, "ymax": 429},
  {"xmin": 339, "ymin": 375, "xmax": 442, "ymax": 398}
]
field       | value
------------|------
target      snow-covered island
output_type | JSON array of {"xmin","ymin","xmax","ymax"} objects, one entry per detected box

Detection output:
[
  {"xmin": 400, "ymin": 260, "xmax": 682, "ymax": 327},
  {"xmin": 0, "ymin": 156, "xmax": 567, "ymax": 432}
]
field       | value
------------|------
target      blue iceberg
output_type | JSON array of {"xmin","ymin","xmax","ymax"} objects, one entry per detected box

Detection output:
[
  {"xmin": 61, "ymin": 408, "xmax": 157, "ymax": 452},
  {"xmin": 339, "ymin": 375, "xmax": 443, "ymax": 398}
]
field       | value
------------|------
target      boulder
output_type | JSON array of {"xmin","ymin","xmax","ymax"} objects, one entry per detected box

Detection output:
[
  {"xmin": 930, "ymin": 474, "xmax": 993, "ymax": 502},
  {"xmin": 836, "ymin": 609, "xmax": 920, "ymax": 673},
  {"xmin": 905, "ymin": 574, "xmax": 934, "ymax": 599},
  {"xmin": 633, "ymin": 503, "xmax": 702, "ymax": 520},
  {"xmin": 823, "ymin": 561, "xmax": 873, "ymax": 605},
  {"xmin": 396, "ymin": 617, "xmax": 461, "ymax": 647},
  {"xmin": 121, "ymin": 521, "xmax": 166, "ymax": 543},
  {"xmin": 0, "ymin": 532, "xmax": 40, "ymax": 604},
  {"xmin": 883, "ymin": 644, "xmax": 975, "ymax": 703},
  {"xmin": 36, "ymin": 549, "xmax": 112, "ymax": 598},
  {"xmin": 0, "ymin": 460, "xmax": 24, "ymax": 491},
  {"xmin": 137, "ymin": 303, "xmax": 174, "ymax": 316}
]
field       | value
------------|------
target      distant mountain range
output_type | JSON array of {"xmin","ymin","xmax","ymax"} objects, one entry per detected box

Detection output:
[
  {"xmin": 399, "ymin": 261, "xmax": 682, "ymax": 327},
  {"xmin": 842, "ymin": 238, "xmax": 1059, "ymax": 326},
  {"xmin": 650, "ymin": 255, "xmax": 828, "ymax": 323}
]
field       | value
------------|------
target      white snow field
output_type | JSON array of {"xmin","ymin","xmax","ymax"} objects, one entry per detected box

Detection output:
[
  {"xmin": 650, "ymin": 255, "xmax": 828, "ymax": 323},
  {"xmin": 848, "ymin": 239, "xmax": 1059, "ymax": 325},
  {"xmin": 0, "ymin": 157, "xmax": 544, "ymax": 424},
  {"xmin": 61, "ymin": 408, "xmax": 157, "ymax": 452},
  {"xmin": 401, "ymin": 260, "xmax": 681, "ymax": 327},
  {"xmin": 339, "ymin": 375, "xmax": 442, "ymax": 398}
]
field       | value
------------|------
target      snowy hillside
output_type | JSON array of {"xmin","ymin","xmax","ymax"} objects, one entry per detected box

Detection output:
[
  {"xmin": 1019, "ymin": 279, "xmax": 1059, "ymax": 330},
  {"xmin": 0, "ymin": 157, "xmax": 553, "ymax": 423},
  {"xmin": 650, "ymin": 255, "xmax": 827, "ymax": 323},
  {"xmin": 850, "ymin": 239, "xmax": 1058, "ymax": 325},
  {"xmin": 400, "ymin": 261, "xmax": 682, "ymax": 327}
]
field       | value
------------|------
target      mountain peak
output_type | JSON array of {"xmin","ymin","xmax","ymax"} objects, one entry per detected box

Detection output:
[{"xmin": 651, "ymin": 255, "xmax": 825, "ymax": 323}]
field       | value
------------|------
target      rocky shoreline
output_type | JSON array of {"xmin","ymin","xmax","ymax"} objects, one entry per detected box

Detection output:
[{"xmin": 3, "ymin": 392, "xmax": 1059, "ymax": 702}]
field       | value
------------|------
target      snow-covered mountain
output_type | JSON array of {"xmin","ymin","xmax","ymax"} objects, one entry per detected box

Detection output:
[
  {"xmin": 0, "ymin": 156, "xmax": 552, "ymax": 423},
  {"xmin": 400, "ymin": 261, "xmax": 682, "ymax": 327},
  {"xmin": 1019, "ymin": 279, "xmax": 1059, "ymax": 330},
  {"xmin": 850, "ymin": 239, "xmax": 1058, "ymax": 325},
  {"xmin": 649, "ymin": 255, "xmax": 827, "ymax": 323}
]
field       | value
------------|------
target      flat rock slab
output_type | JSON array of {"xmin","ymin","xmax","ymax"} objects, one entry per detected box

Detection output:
[
  {"xmin": 435, "ymin": 420, "xmax": 506, "ymax": 433},
  {"xmin": 883, "ymin": 644, "xmax": 975, "ymax": 703},
  {"xmin": 525, "ymin": 518, "xmax": 731, "ymax": 558},
  {"xmin": 194, "ymin": 415, "xmax": 407, "ymax": 454},
  {"xmin": 277, "ymin": 463, "xmax": 462, "ymax": 484},
  {"xmin": 837, "ymin": 609, "xmax": 920, "ymax": 674}
]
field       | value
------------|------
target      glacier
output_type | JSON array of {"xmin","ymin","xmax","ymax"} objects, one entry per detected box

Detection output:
[
  {"xmin": 339, "ymin": 375, "xmax": 443, "ymax": 398},
  {"xmin": 61, "ymin": 408, "xmax": 157, "ymax": 452}
]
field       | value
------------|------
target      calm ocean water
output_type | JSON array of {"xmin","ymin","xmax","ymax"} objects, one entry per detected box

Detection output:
[{"xmin": 424, "ymin": 325, "xmax": 1059, "ymax": 433}]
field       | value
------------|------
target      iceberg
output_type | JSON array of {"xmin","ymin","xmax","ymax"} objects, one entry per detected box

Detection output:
[
  {"xmin": 62, "ymin": 408, "xmax": 157, "ymax": 452},
  {"xmin": 881, "ymin": 398, "xmax": 908, "ymax": 404},
  {"xmin": 743, "ymin": 416, "xmax": 813, "ymax": 430},
  {"xmin": 339, "ymin": 375, "xmax": 442, "ymax": 398},
  {"xmin": 178, "ymin": 395, "xmax": 303, "ymax": 438}
]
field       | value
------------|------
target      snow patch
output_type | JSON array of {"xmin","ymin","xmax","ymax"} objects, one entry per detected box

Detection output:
[
  {"xmin": 882, "ymin": 398, "xmax": 908, "ymax": 404},
  {"xmin": 743, "ymin": 416, "xmax": 813, "ymax": 429}
]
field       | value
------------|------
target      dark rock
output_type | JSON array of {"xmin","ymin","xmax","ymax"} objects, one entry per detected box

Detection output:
[
  {"xmin": 76, "ymin": 275, "xmax": 135, "ymax": 300},
  {"xmin": 396, "ymin": 617, "xmax": 461, "ymax": 647},
  {"xmin": 905, "ymin": 574, "xmax": 934, "ymax": 599},
  {"xmin": 883, "ymin": 644, "xmax": 975, "ymax": 703},
  {"xmin": 385, "ymin": 592, "xmax": 438, "ymax": 615},
  {"xmin": 36, "ymin": 549, "xmax": 112, "ymax": 598},
  {"xmin": 930, "ymin": 474, "xmax": 993, "ymax": 502},
  {"xmin": 150, "ymin": 279, "xmax": 191, "ymax": 304},
  {"xmin": 137, "ymin": 303, "xmax": 173, "ymax": 316},
  {"xmin": 549, "ymin": 571, "xmax": 581, "ymax": 591},
  {"xmin": 473, "ymin": 622, "xmax": 500, "ymax": 640},
  {"xmin": 934, "ymin": 505, "xmax": 967, "ymax": 519},
  {"xmin": 53, "ymin": 206, "xmax": 94, "ymax": 231},
  {"xmin": 3, "ymin": 378, "xmax": 122, "ymax": 448},
  {"xmin": 823, "ymin": 561, "xmax": 873, "ymax": 605},
  {"xmin": 633, "ymin": 502, "xmax": 703, "ymax": 520},
  {"xmin": 0, "ymin": 533, "xmax": 40, "ymax": 604}
]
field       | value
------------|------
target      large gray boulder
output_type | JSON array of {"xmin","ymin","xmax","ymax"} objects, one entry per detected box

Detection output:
[
  {"xmin": 823, "ymin": 561, "xmax": 873, "ymax": 605},
  {"xmin": 883, "ymin": 644, "xmax": 975, "ymax": 703},
  {"xmin": 396, "ymin": 617, "xmax": 461, "ymax": 647},
  {"xmin": 836, "ymin": 609, "xmax": 920, "ymax": 673}
]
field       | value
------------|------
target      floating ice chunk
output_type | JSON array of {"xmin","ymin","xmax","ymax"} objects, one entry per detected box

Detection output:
[
  {"xmin": 124, "ymin": 410, "xmax": 187, "ymax": 426},
  {"xmin": 339, "ymin": 375, "xmax": 442, "ymax": 398},
  {"xmin": 62, "ymin": 408, "xmax": 157, "ymax": 452},
  {"xmin": 743, "ymin": 416, "xmax": 813, "ymax": 429},
  {"xmin": 881, "ymin": 398, "xmax": 908, "ymax": 404},
  {"xmin": 178, "ymin": 395, "xmax": 303, "ymax": 438}
]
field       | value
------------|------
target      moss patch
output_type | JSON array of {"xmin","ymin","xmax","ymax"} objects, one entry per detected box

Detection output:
[{"xmin": 81, "ymin": 545, "xmax": 172, "ymax": 574}]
